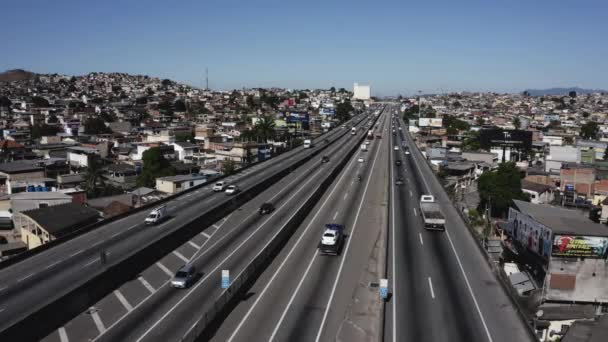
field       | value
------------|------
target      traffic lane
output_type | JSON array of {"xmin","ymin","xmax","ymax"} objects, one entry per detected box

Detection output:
[
  {"xmin": 0, "ymin": 114, "xmax": 360, "ymax": 286},
  {"xmin": 0, "ymin": 124, "xmax": 360, "ymax": 326},
  {"xmin": 255, "ymin": 126, "xmax": 384, "ymax": 342},
  {"xmin": 396, "ymin": 158, "xmax": 482, "ymax": 342},
  {"xmin": 42, "ymin": 136, "xmax": 356, "ymax": 342},
  {"xmin": 133, "ymin": 154, "xmax": 349, "ymax": 342},
  {"xmin": 211, "ymin": 131, "xmax": 375, "ymax": 342},
  {"xmin": 400, "ymin": 121, "xmax": 531, "ymax": 342},
  {"xmin": 315, "ymin": 114, "xmax": 390, "ymax": 341},
  {"xmin": 95, "ymin": 137, "xmax": 363, "ymax": 342}
]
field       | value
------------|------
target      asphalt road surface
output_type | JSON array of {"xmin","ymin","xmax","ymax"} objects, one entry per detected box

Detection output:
[
  {"xmin": 210, "ymin": 109, "xmax": 391, "ymax": 342},
  {"xmin": 0, "ymin": 109, "xmax": 377, "ymax": 339},
  {"xmin": 384, "ymin": 111, "xmax": 532, "ymax": 342}
]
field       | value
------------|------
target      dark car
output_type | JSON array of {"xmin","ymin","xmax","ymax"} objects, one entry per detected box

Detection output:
[
  {"xmin": 259, "ymin": 202, "xmax": 275, "ymax": 215},
  {"xmin": 395, "ymin": 160, "xmax": 402, "ymax": 166},
  {"xmin": 321, "ymin": 156, "xmax": 330, "ymax": 163},
  {"xmin": 395, "ymin": 177, "xmax": 404, "ymax": 185}
]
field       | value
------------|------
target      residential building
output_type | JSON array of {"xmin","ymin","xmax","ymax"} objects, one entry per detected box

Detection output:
[{"xmin": 155, "ymin": 174, "xmax": 207, "ymax": 194}]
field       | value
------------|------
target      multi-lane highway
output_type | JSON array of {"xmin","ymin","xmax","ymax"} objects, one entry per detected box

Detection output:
[
  {"xmin": 0, "ymin": 108, "xmax": 379, "ymax": 341},
  {"xmin": 37, "ymin": 108, "xmax": 382, "ymax": 342},
  {"xmin": 384, "ymin": 110, "xmax": 532, "ymax": 342},
  {"xmin": 210, "ymin": 107, "xmax": 391, "ymax": 342}
]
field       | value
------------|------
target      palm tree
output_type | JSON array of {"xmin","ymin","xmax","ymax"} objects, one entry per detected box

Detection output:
[
  {"xmin": 83, "ymin": 159, "xmax": 105, "ymax": 197},
  {"xmin": 254, "ymin": 116, "xmax": 276, "ymax": 142},
  {"xmin": 512, "ymin": 117, "xmax": 521, "ymax": 129}
]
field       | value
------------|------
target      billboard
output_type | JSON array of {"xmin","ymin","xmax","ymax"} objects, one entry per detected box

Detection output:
[
  {"xmin": 418, "ymin": 118, "xmax": 443, "ymax": 127},
  {"xmin": 286, "ymin": 112, "xmax": 309, "ymax": 123},
  {"xmin": 320, "ymin": 108, "xmax": 335, "ymax": 116},
  {"xmin": 552, "ymin": 235, "xmax": 608, "ymax": 259},
  {"xmin": 479, "ymin": 129, "xmax": 532, "ymax": 150},
  {"xmin": 508, "ymin": 207, "xmax": 552, "ymax": 260}
]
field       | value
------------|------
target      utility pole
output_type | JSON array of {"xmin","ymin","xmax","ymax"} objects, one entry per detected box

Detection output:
[{"xmin": 205, "ymin": 67, "xmax": 209, "ymax": 91}]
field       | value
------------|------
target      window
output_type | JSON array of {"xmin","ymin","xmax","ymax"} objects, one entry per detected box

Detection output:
[
  {"xmin": 39, "ymin": 203, "xmax": 49, "ymax": 208},
  {"xmin": 189, "ymin": 181, "xmax": 194, "ymax": 187}
]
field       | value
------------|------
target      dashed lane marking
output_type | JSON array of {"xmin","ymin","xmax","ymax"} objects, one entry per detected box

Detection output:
[
  {"xmin": 155, "ymin": 262, "xmax": 174, "ymax": 277},
  {"xmin": 138, "ymin": 277, "xmax": 156, "ymax": 294},
  {"xmin": 114, "ymin": 290, "xmax": 134, "ymax": 311}
]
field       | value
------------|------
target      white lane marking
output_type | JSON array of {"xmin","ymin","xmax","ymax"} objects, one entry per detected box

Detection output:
[
  {"xmin": 315, "ymin": 124, "xmax": 384, "ymax": 342},
  {"xmin": 91, "ymin": 240, "xmax": 103, "ymax": 247},
  {"xmin": 409, "ymin": 190, "xmax": 413, "ymax": 197},
  {"xmin": 333, "ymin": 211, "xmax": 339, "ymax": 220},
  {"xmin": 155, "ymin": 262, "xmax": 174, "ymax": 277},
  {"xmin": 390, "ymin": 129, "xmax": 398, "ymax": 342},
  {"xmin": 114, "ymin": 290, "xmax": 134, "ymax": 311},
  {"xmin": 419, "ymin": 233, "xmax": 424, "ymax": 246},
  {"xmin": 172, "ymin": 251, "xmax": 189, "ymax": 263},
  {"xmin": 138, "ymin": 277, "xmax": 156, "ymax": 294},
  {"xmin": 17, "ymin": 273, "xmax": 35, "ymax": 282},
  {"xmin": 413, "ymin": 208, "xmax": 417, "ymax": 216},
  {"xmin": 230, "ymin": 139, "xmax": 361, "ymax": 342},
  {"xmin": 94, "ymin": 132, "xmax": 347, "ymax": 342},
  {"xmin": 111, "ymin": 231, "xmax": 121, "ymax": 238},
  {"xmin": 0, "ymin": 286, "xmax": 6, "ymax": 292},
  {"xmin": 0, "ymin": 308, "xmax": 4, "ymax": 313},
  {"xmin": 428, "ymin": 277, "xmax": 435, "ymax": 299},
  {"xmin": 58, "ymin": 327, "xmax": 69, "ymax": 342},
  {"xmin": 82, "ymin": 258, "xmax": 99, "ymax": 269},
  {"xmin": 70, "ymin": 249, "xmax": 84, "ymax": 257},
  {"xmin": 44, "ymin": 259, "xmax": 63, "ymax": 270},
  {"xmin": 91, "ymin": 308, "xmax": 106, "ymax": 333},
  {"xmin": 405, "ymin": 128, "xmax": 494, "ymax": 342},
  {"xmin": 212, "ymin": 224, "xmax": 221, "ymax": 229},
  {"xmin": 343, "ymin": 192, "xmax": 348, "ymax": 200},
  {"xmin": 188, "ymin": 241, "xmax": 201, "ymax": 249},
  {"xmin": 133, "ymin": 160, "xmax": 331, "ymax": 342},
  {"xmin": 127, "ymin": 224, "xmax": 138, "ymax": 231},
  {"xmin": 200, "ymin": 231, "xmax": 211, "ymax": 238}
]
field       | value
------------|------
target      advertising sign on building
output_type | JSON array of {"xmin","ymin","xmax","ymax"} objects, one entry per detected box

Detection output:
[
  {"xmin": 418, "ymin": 118, "xmax": 443, "ymax": 127},
  {"xmin": 552, "ymin": 235, "xmax": 608, "ymax": 259},
  {"xmin": 286, "ymin": 112, "xmax": 310, "ymax": 123},
  {"xmin": 320, "ymin": 108, "xmax": 335, "ymax": 116},
  {"xmin": 508, "ymin": 208, "xmax": 553, "ymax": 260},
  {"xmin": 479, "ymin": 129, "xmax": 532, "ymax": 150}
]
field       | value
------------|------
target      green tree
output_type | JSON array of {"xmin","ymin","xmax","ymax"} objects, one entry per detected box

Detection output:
[
  {"xmin": 136, "ymin": 147, "xmax": 175, "ymax": 187},
  {"xmin": 478, "ymin": 162, "xmax": 528, "ymax": 217},
  {"xmin": 221, "ymin": 159, "xmax": 237, "ymax": 176},
  {"xmin": 580, "ymin": 121, "xmax": 599, "ymax": 140},
  {"xmin": 443, "ymin": 115, "xmax": 470, "ymax": 134},
  {"xmin": 476, "ymin": 116, "xmax": 484, "ymax": 126},
  {"xmin": 512, "ymin": 117, "xmax": 521, "ymax": 129},
  {"xmin": 47, "ymin": 114, "xmax": 59, "ymax": 124},
  {"xmin": 462, "ymin": 131, "xmax": 481, "ymax": 151},
  {"xmin": 174, "ymin": 99, "xmax": 187, "ymax": 112},
  {"xmin": 31, "ymin": 96, "xmax": 49, "ymax": 107},
  {"xmin": 84, "ymin": 117, "xmax": 111, "ymax": 134},
  {"xmin": 336, "ymin": 101, "xmax": 354, "ymax": 122},
  {"xmin": 246, "ymin": 95, "xmax": 255, "ymax": 109},
  {"xmin": 31, "ymin": 124, "xmax": 60, "ymax": 139},
  {"xmin": 161, "ymin": 79, "xmax": 173, "ymax": 87},
  {"xmin": 0, "ymin": 96, "xmax": 11, "ymax": 107},
  {"xmin": 329, "ymin": 87, "xmax": 336, "ymax": 93},
  {"xmin": 83, "ymin": 158, "xmax": 105, "ymax": 197},
  {"xmin": 175, "ymin": 131, "xmax": 194, "ymax": 142},
  {"xmin": 254, "ymin": 116, "xmax": 276, "ymax": 142}
]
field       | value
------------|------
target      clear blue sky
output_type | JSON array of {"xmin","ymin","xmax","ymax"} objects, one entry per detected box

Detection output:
[{"xmin": 2, "ymin": 0, "xmax": 607, "ymax": 95}]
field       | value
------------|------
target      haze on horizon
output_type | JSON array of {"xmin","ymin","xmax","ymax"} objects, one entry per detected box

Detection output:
[{"xmin": 1, "ymin": 0, "xmax": 607, "ymax": 95}]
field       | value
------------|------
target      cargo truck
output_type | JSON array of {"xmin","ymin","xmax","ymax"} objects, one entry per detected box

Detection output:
[{"xmin": 419, "ymin": 195, "xmax": 445, "ymax": 230}]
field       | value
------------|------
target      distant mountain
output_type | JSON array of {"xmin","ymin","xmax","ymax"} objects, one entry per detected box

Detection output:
[
  {"xmin": 0, "ymin": 69, "xmax": 37, "ymax": 82},
  {"xmin": 523, "ymin": 87, "xmax": 607, "ymax": 96}
]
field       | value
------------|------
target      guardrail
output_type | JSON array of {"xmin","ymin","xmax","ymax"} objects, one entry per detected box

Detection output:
[
  {"xmin": 0, "ymin": 116, "xmax": 369, "ymax": 270},
  {"xmin": 179, "ymin": 114, "xmax": 379, "ymax": 342},
  {"xmin": 0, "ymin": 117, "xmax": 373, "ymax": 342}
]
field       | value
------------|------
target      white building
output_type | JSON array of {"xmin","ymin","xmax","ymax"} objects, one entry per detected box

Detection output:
[{"xmin": 353, "ymin": 83, "xmax": 371, "ymax": 100}]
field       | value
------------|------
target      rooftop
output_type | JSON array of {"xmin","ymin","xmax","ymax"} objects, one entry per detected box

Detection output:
[
  {"xmin": 513, "ymin": 200, "xmax": 608, "ymax": 237},
  {"xmin": 157, "ymin": 174, "xmax": 207, "ymax": 183},
  {"xmin": 21, "ymin": 203, "xmax": 99, "ymax": 236},
  {"xmin": 0, "ymin": 162, "xmax": 44, "ymax": 174}
]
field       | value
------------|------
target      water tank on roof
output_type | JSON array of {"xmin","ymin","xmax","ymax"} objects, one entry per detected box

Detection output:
[{"xmin": 27, "ymin": 185, "xmax": 35, "ymax": 192}]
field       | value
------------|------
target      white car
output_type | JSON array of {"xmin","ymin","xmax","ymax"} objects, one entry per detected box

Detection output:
[
  {"xmin": 225, "ymin": 185, "xmax": 239, "ymax": 195},
  {"xmin": 365, "ymin": 141, "xmax": 371, "ymax": 145},
  {"xmin": 358, "ymin": 157, "xmax": 365, "ymax": 163},
  {"xmin": 405, "ymin": 150, "xmax": 410, "ymax": 155},
  {"xmin": 212, "ymin": 181, "xmax": 226, "ymax": 192},
  {"xmin": 393, "ymin": 146, "xmax": 400, "ymax": 151}
]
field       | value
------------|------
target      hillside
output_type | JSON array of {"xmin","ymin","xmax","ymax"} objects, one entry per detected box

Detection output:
[
  {"xmin": 524, "ymin": 87, "xmax": 607, "ymax": 96},
  {"xmin": 0, "ymin": 69, "xmax": 37, "ymax": 82}
]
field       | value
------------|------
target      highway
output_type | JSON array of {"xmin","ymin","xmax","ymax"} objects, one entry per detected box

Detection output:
[
  {"xmin": 0, "ymin": 107, "xmax": 378, "ymax": 341},
  {"xmin": 209, "ymin": 109, "xmax": 391, "ymax": 342},
  {"xmin": 38, "ymin": 109, "xmax": 381, "ymax": 342},
  {"xmin": 384, "ymin": 110, "xmax": 532, "ymax": 342}
]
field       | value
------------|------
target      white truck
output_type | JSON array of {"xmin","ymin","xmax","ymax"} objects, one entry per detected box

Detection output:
[
  {"xmin": 303, "ymin": 139, "xmax": 313, "ymax": 148},
  {"xmin": 419, "ymin": 195, "xmax": 445, "ymax": 231},
  {"xmin": 145, "ymin": 205, "xmax": 168, "ymax": 225}
]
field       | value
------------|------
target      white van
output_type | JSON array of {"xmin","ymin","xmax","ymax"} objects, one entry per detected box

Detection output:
[
  {"xmin": 303, "ymin": 139, "xmax": 313, "ymax": 148},
  {"xmin": 145, "ymin": 205, "xmax": 168, "ymax": 225}
]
